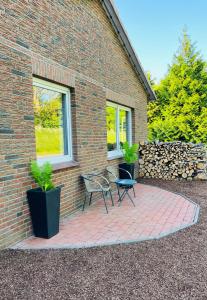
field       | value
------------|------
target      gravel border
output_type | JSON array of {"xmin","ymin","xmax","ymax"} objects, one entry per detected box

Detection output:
[{"xmin": 1, "ymin": 179, "xmax": 207, "ymax": 300}]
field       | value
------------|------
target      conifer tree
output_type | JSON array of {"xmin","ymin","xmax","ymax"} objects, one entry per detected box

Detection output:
[{"xmin": 148, "ymin": 31, "xmax": 207, "ymax": 143}]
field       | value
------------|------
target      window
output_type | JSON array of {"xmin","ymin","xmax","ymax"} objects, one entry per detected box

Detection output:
[
  {"xmin": 106, "ymin": 101, "xmax": 132, "ymax": 158},
  {"xmin": 33, "ymin": 78, "xmax": 72, "ymax": 164}
]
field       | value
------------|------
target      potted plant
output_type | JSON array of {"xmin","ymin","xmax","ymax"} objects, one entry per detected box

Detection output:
[
  {"xmin": 119, "ymin": 141, "xmax": 139, "ymax": 179},
  {"xmin": 27, "ymin": 161, "xmax": 61, "ymax": 239}
]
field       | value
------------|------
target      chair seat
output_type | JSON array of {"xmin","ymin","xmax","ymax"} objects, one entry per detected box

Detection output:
[
  {"xmin": 115, "ymin": 179, "xmax": 136, "ymax": 187},
  {"xmin": 88, "ymin": 186, "xmax": 111, "ymax": 193}
]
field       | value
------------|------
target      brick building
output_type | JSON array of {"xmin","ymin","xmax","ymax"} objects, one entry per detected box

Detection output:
[{"xmin": 0, "ymin": 0, "xmax": 155, "ymax": 249}]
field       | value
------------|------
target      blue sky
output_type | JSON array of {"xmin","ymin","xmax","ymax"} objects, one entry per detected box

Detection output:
[{"xmin": 114, "ymin": 0, "xmax": 207, "ymax": 82}]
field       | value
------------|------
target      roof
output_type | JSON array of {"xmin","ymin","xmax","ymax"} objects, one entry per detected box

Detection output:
[{"xmin": 100, "ymin": 0, "xmax": 156, "ymax": 101}]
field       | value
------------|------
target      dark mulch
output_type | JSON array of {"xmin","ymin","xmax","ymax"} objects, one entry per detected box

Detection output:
[{"xmin": 1, "ymin": 179, "xmax": 207, "ymax": 300}]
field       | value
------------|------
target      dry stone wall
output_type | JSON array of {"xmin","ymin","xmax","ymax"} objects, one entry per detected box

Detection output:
[{"xmin": 139, "ymin": 142, "xmax": 207, "ymax": 180}]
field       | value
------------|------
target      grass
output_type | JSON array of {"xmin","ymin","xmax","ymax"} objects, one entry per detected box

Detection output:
[
  {"xmin": 36, "ymin": 127, "xmax": 126, "ymax": 156},
  {"xmin": 35, "ymin": 127, "xmax": 63, "ymax": 157},
  {"xmin": 107, "ymin": 129, "xmax": 127, "ymax": 148},
  {"xmin": 107, "ymin": 129, "xmax": 127, "ymax": 143}
]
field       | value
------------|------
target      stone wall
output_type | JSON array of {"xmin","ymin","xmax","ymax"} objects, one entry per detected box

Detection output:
[{"xmin": 139, "ymin": 142, "xmax": 207, "ymax": 180}]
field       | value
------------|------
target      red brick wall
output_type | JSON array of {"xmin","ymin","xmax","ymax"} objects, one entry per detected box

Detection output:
[{"xmin": 0, "ymin": 0, "xmax": 148, "ymax": 249}]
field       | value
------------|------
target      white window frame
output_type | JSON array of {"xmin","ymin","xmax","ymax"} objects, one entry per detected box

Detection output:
[
  {"xmin": 33, "ymin": 77, "xmax": 73, "ymax": 165},
  {"xmin": 106, "ymin": 101, "xmax": 132, "ymax": 159}
]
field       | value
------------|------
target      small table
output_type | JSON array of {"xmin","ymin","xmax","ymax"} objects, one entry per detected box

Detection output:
[{"xmin": 115, "ymin": 179, "xmax": 136, "ymax": 207}]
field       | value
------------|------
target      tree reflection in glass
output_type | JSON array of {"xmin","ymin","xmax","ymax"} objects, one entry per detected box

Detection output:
[
  {"xmin": 33, "ymin": 86, "xmax": 64, "ymax": 157},
  {"xmin": 106, "ymin": 106, "xmax": 117, "ymax": 151},
  {"xmin": 119, "ymin": 109, "xmax": 127, "ymax": 148}
]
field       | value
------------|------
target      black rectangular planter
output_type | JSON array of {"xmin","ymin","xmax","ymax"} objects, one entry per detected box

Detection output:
[
  {"xmin": 27, "ymin": 187, "xmax": 61, "ymax": 239},
  {"xmin": 119, "ymin": 163, "xmax": 135, "ymax": 179}
]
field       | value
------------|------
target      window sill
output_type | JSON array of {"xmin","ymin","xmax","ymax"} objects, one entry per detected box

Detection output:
[
  {"xmin": 52, "ymin": 160, "xmax": 80, "ymax": 171},
  {"xmin": 107, "ymin": 154, "xmax": 123, "ymax": 161}
]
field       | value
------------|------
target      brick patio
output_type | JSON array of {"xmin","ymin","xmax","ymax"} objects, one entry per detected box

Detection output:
[{"xmin": 12, "ymin": 184, "xmax": 199, "ymax": 249}]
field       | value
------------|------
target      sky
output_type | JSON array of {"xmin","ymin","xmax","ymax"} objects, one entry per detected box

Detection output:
[{"xmin": 114, "ymin": 0, "xmax": 207, "ymax": 82}]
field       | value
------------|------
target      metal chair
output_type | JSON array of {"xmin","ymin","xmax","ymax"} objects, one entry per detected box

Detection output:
[
  {"xmin": 81, "ymin": 173, "xmax": 114, "ymax": 214},
  {"xmin": 106, "ymin": 166, "xmax": 136, "ymax": 207}
]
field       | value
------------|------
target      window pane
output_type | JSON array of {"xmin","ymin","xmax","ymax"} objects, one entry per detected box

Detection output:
[
  {"xmin": 33, "ymin": 86, "xmax": 65, "ymax": 157},
  {"xmin": 119, "ymin": 109, "xmax": 129, "ymax": 148},
  {"xmin": 106, "ymin": 106, "xmax": 117, "ymax": 151}
]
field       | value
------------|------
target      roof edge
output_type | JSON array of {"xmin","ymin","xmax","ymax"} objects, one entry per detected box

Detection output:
[{"xmin": 100, "ymin": 0, "xmax": 156, "ymax": 101}]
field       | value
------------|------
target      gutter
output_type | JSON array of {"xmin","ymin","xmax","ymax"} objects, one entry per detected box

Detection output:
[{"xmin": 100, "ymin": 0, "xmax": 156, "ymax": 101}]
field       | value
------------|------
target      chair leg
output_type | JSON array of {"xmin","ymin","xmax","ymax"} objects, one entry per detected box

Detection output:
[
  {"xmin": 117, "ymin": 184, "xmax": 121, "ymax": 202},
  {"xmin": 133, "ymin": 186, "xmax": 136, "ymax": 197},
  {"xmin": 102, "ymin": 191, "xmax": 108, "ymax": 214},
  {"xmin": 126, "ymin": 189, "xmax": 136, "ymax": 207},
  {"xmin": 89, "ymin": 192, "xmax": 93, "ymax": 205},
  {"xmin": 118, "ymin": 189, "xmax": 126, "ymax": 207},
  {"xmin": 109, "ymin": 189, "xmax": 114, "ymax": 206},
  {"xmin": 83, "ymin": 193, "xmax": 87, "ymax": 211}
]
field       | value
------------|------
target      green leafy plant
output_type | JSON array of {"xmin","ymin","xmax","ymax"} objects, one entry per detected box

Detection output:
[
  {"xmin": 122, "ymin": 141, "xmax": 139, "ymax": 164},
  {"xmin": 30, "ymin": 161, "xmax": 54, "ymax": 191},
  {"xmin": 147, "ymin": 30, "xmax": 207, "ymax": 143}
]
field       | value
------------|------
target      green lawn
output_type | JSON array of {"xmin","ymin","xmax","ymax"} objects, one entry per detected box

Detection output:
[
  {"xmin": 36, "ymin": 127, "xmax": 127, "ymax": 156},
  {"xmin": 35, "ymin": 127, "xmax": 63, "ymax": 157},
  {"xmin": 107, "ymin": 129, "xmax": 126, "ymax": 144}
]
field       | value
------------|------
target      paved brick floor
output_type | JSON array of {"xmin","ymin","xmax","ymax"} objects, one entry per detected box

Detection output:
[{"xmin": 12, "ymin": 184, "xmax": 199, "ymax": 249}]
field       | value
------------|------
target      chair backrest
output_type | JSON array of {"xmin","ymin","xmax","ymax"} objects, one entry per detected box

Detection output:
[
  {"xmin": 81, "ymin": 174, "xmax": 99, "ymax": 192},
  {"xmin": 106, "ymin": 166, "xmax": 119, "ymax": 183}
]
